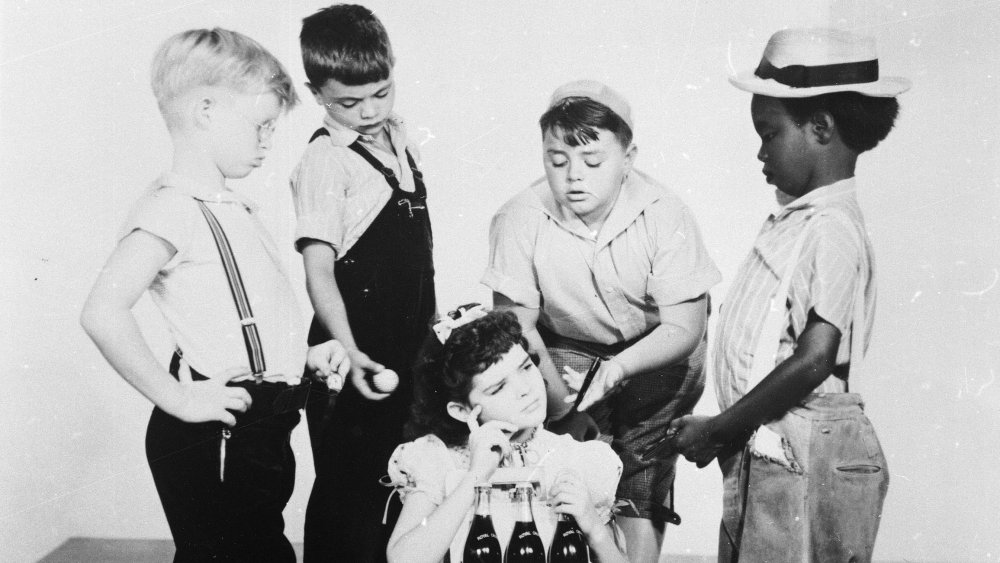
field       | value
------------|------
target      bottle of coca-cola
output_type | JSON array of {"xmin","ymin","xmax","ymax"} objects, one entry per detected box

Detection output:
[
  {"xmin": 547, "ymin": 513, "xmax": 589, "ymax": 562},
  {"xmin": 463, "ymin": 485, "xmax": 502, "ymax": 563},
  {"xmin": 504, "ymin": 483, "xmax": 545, "ymax": 562}
]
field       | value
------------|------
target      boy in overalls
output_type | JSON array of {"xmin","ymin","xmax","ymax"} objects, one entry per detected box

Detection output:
[
  {"xmin": 290, "ymin": 5, "xmax": 436, "ymax": 562},
  {"xmin": 669, "ymin": 28, "xmax": 910, "ymax": 562}
]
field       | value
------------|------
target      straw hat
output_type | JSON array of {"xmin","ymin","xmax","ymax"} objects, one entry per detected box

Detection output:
[{"xmin": 730, "ymin": 28, "xmax": 911, "ymax": 98}]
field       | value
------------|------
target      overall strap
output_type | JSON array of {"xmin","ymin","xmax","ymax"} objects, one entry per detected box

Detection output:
[
  {"xmin": 196, "ymin": 200, "xmax": 266, "ymax": 383},
  {"xmin": 747, "ymin": 210, "xmax": 817, "ymax": 392},
  {"xmin": 404, "ymin": 149, "xmax": 426, "ymax": 198},
  {"xmin": 347, "ymin": 140, "xmax": 401, "ymax": 190},
  {"xmin": 819, "ymin": 209, "xmax": 869, "ymax": 384},
  {"xmin": 309, "ymin": 127, "xmax": 423, "ymax": 195},
  {"xmin": 748, "ymin": 208, "xmax": 868, "ymax": 392}
]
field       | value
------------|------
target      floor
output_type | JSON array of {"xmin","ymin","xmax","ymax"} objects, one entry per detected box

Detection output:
[
  {"xmin": 39, "ymin": 537, "xmax": 719, "ymax": 562},
  {"xmin": 40, "ymin": 537, "xmax": 930, "ymax": 562},
  {"xmin": 37, "ymin": 538, "xmax": 304, "ymax": 563}
]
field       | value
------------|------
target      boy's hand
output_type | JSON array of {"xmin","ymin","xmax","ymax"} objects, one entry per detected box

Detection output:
[
  {"xmin": 562, "ymin": 359, "xmax": 626, "ymax": 412},
  {"xmin": 306, "ymin": 339, "xmax": 351, "ymax": 392},
  {"xmin": 347, "ymin": 349, "xmax": 392, "ymax": 400},
  {"xmin": 466, "ymin": 405, "xmax": 515, "ymax": 483},
  {"xmin": 170, "ymin": 369, "xmax": 252, "ymax": 427},
  {"xmin": 669, "ymin": 415, "xmax": 725, "ymax": 468},
  {"xmin": 548, "ymin": 469, "xmax": 601, "ymax": 535}
]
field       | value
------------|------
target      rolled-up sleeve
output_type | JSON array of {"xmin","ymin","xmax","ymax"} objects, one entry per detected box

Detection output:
[
  {"xmin": 481, "ymin": 207, "xmax": 542, "ymax": 308},
  {"xmin": 290, "ymin": 146, "xmax": 349, "ymax": 256},
  {"xmin": 645, "ymin": 203, "xmax": 722, "ymax": 306}
]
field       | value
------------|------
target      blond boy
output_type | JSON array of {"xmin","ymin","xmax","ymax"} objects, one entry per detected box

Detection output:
[{"xmin": 81, "ymin": 28, "xmax": 349, "ymax": 561}]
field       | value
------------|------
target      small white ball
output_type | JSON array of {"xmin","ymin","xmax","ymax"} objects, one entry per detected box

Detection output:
[{"xmin": 372, "ymin": 369, "xmax": 399, "ymax": 393}]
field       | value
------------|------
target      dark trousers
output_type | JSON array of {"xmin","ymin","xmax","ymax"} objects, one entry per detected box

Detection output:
[
  {"xmin": 145, "ymin": 368, "xmax": 304, "ymax": 562},
  {"xmin": 302, "ymin": 380, "xmax": 406, "ymax": 563}
]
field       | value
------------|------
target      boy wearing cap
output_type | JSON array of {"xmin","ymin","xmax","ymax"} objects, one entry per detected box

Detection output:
[
  {"xmin": 483, "ymin": 80, "xmax": 720, "ymax": 561},
  {"xmin": 669, "ymin": 28, "xmax": 909, "ymax": 561}
]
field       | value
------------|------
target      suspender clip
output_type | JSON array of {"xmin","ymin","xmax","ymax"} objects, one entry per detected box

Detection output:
[{"xmin": 397, "ymin": 199, "xmax": 426, "ymax": 218}]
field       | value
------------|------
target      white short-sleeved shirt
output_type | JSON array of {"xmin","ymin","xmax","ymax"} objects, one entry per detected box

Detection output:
[
  {"xmin": 482, "ymin": 171, "xmax": 721, "ymax": 345},
  {"xmin": 121, "ymin": 173, "xmax": 307, "ymax": 384},
  {"xmin": 387, "ymin": 428, "xmax": 622, "ymax": 559},
  {"xmin": 289, "ymin": 113, "xmax": 421, "ymax": 258},
  {"xmin": 714, "ymin": 178, "xmax": 876, "ymax": 410}
]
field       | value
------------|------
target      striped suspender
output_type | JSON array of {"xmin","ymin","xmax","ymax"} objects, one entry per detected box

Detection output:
[{"xmin": 196, "ymin": 200, "xmax": 266, "ymax": 383}]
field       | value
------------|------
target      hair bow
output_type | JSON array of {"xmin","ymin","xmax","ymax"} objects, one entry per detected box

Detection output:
[{"xmin": 432, "ymin": 303, "xmax": 488, "ymax": 344}]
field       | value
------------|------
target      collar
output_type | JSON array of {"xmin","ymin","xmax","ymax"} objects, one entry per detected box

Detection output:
[
  {"xmin": 320, "ymin": 112, "xmax": 406, "ymax": 148},
  {"xmin": 157, "ymin": 172, "xmax": 259, "ymax": 213},
  {"xmin": 510, "ymin": 426, "xmax": 539, "ymax": 447},
  {"xmin": 773, "ymin": 177, "xmax": 857, "ymax": 219},
  {"xmin": 754, "ymin": 177, "xmax": 858, "ymax": 275},
  {"xmin": 533, "ymin": 171, "xmax": 661, "ymax": 245}
]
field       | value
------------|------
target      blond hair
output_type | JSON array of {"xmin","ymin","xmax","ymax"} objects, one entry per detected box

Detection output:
[{"xmin": 151, "ymin": 28, "xmax": 298, "ymax": 118}]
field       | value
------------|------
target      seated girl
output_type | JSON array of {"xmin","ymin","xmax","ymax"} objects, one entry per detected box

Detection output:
[{"xmin": 385, "ymin": 310, "xmax": 627, "ymax": 563}]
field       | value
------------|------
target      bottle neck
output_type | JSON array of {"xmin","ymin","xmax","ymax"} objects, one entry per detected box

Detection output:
[
  {"xmin": 514, "ymin": 488, "xmax": 535, "ymax": 522},
  {"xmin": 474, "ymin": 487, "xmax": 491, "ymax": 517}
]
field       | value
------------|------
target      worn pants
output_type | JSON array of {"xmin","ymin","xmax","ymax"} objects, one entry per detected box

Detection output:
[
  {"xmin": 719, "ymin": 393, "xmax": 889, "ymax": 563},
  {"xmin": 146, "ymin": 361, "xmax": 304, "ymax": 563}
]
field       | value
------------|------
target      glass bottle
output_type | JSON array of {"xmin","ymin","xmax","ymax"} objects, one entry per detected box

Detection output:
[
  {"xmin": 463, "ymin": 485, "xmax": 502, "ymax": 563},
  {"xmin": 504, "ymin": 483, "xmax": 545, "ymax": 563},
  {"xmin": 547, "ymin": 513, "xmax": 589, "ymax": 562}
]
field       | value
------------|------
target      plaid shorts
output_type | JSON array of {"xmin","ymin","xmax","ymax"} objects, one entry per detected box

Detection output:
[{"xmin": 547, "ymin": 334, "xmax": 706, "ymax": 522}]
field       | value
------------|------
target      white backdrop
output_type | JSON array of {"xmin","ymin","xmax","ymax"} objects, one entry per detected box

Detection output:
[{"xmin": 2, "ymin": 1, "xmax": 998, "ymax": 561}]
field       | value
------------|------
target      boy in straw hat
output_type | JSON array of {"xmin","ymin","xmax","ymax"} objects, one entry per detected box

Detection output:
[{"xmin": 668, "ymin": 28, "xmax": 910, "ymax": 561}]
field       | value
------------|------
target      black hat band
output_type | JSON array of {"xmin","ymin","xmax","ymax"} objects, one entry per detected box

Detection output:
[{"xmin": 755, "ymin": 57, "xmax": 879, "ymax": 88}]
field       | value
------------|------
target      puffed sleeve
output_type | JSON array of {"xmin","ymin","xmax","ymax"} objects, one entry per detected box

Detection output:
[
  {"xmin": 577, "ymin": 440, "xmax": 623, "ymax": 523},
  {"xmin": 645, "ymin": 201, "xmax": 722, "ymax": 307},
  {"xmin": 386, "ymin": 435, "xmax": 456, "ymax": 505},
  {"xmin": 289, "ymin": 144, "xmax": 352, "ymax": 257},
  {"xmin": 800, "ymin": 213, "xmax": 865, "ymax": 335},
  {"xmin": 119, "ymin": 188, "xmax": 200, "ymax": 266},
  {"xmin": 481, "ymin": 200, "xmax": 543, "ymax": 308}
]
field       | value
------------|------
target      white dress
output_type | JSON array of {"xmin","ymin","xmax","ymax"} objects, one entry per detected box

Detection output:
[{"xmin": 387, "ymin": 427, "xmax": 623, "ymax": 562}]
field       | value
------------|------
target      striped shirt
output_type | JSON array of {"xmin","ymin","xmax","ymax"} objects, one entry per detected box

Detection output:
[
  {"xmin": 289, "ymin": 112, "xmax": 421, "ymax": 258},
  {"xmin": 714, "ymin": 178, "xmax": 876, "ymax": 411}
]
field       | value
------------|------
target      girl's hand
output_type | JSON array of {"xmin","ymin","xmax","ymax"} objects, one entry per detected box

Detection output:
[
  {"xmin": 562, "ymin": 359, "xmax": 626, "ymax": 412},
  {"xmin": 466, "ymin": 405, "xmax": 516, "ymax": 483},
  {"xmin": 306, "ymin": 339, "xmax": 351, "ymax": 392},
  {"xmin": 548, "ymin": 469, "xmax": 602, "ymax": 535}
]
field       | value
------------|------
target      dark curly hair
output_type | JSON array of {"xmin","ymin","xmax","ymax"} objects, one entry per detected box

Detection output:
[
  {"xmin": 778, "ymin": 92, "xmax": 900, "ymax": 154},
  {"xmin": 539, "ymin": 97, "xmax": 633, "ymax": 149},
  {"xmin": 405, "ymin": 311, "xmax": 529, "ymax": 447}
]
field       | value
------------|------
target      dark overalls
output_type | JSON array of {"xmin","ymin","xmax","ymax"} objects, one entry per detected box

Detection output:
[{"xmin": 302, "ymin": 129, "xmax": 436, "ymax": 563}]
